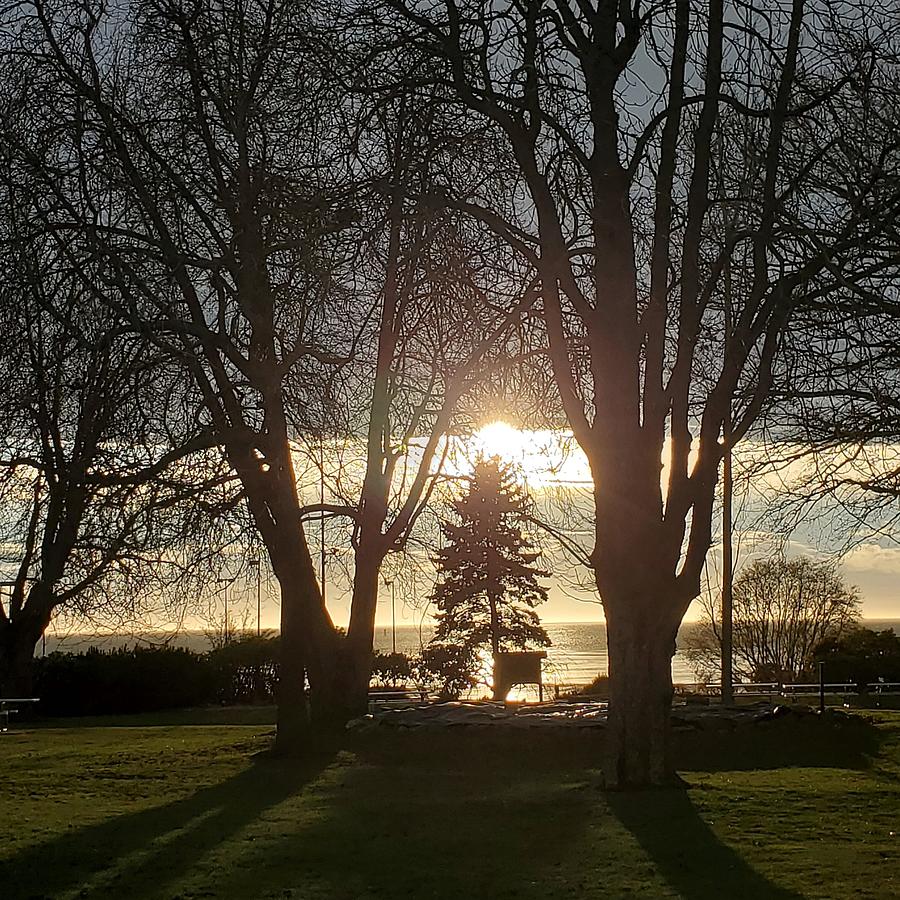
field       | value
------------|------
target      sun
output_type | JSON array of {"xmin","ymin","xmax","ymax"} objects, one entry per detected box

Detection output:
[
  {"xmin": 454, "ymin": 420, "xmax": 591, "ymax": 486},
  {"xmin": 474, "ymin": 420, "xmax": 524, "ymax": 461},
  {"xmin": 472, "ymin": 421, "xmax": 593, "ymax": 486}
]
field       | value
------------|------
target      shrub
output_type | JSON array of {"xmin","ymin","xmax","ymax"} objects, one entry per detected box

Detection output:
[
  {"xmin": 32, "ymin": 636, "xmax": 281, "ymax": 715},
  {"xmin": 813, "ymin": 627, "xmax": 900, "ymax": 686},
  {"xmin": 206, "ymin": 633, "xmax": 279, "ymax": 704},
  {"xmin": 370, "ymin": 651, "xmax": 413, "ymax": 688},
  {"xmin": 575, "ymin": 673, "xmax": 610, "ymax": 699},
  {"xmin": 414, "ymin": 643, "xmax": 479, "ymax": 700},
  {"xmin": 34, "ymin": 645, "xmax": 214, "ymax": 716}
]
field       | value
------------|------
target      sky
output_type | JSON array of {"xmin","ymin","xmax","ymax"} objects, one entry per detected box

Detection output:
[
  {"xmin": 308, "ymin": 423, "xmax": 900, "ymax": 628},
  {"xmin": 36, "ymin": 421, "xmax": 900, "ymax": 642},
  {"xmin": 189, "ymin": 529, "xmax": 900, "ymax": 635}
]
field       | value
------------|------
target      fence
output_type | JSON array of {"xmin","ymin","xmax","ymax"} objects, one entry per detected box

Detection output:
[{"xmin": 674, "ymin": 682, "xmax": 900, "ymax": 697}]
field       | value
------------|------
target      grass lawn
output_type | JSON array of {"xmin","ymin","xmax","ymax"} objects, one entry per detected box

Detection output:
[{"xmin": 1, "ymin": 709, "xmax": 899, "ymax": 899}]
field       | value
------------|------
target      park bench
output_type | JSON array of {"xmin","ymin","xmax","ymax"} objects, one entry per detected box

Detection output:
[{"xmin": 0, "ymin": 698, "xmax": 39, "ymax": 733}]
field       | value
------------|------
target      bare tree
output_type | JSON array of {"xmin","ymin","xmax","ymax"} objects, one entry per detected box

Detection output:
[
  {"xmin": 377, "ymin": 0, "xmax": 900, "ymax": 786},
  {"xmin": 3, "ymin": 0, "xmax": 362, "ymax": 747},
  {"xmin": 309, "ymin": 88, "xmax": 538, "ymax": 711},
  {"xmin": 4, "ymin": 0, "xmax": 529, "ymax": 742},
  {"xmin": 745, "ymin": 58, "xmax": 900, "ymax": 547},
  {"xmin": 686, "ymin": 554, "xmax": 860, "ymax": 683},
  {"xmin": 0, "ymin": 187, "xmax": 223, "ymax": 695}
]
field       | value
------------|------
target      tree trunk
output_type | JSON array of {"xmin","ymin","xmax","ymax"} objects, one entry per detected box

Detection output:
[
  {"xmin": 0, "ymin": 616, "xmax": 45, "ymax": 698},
  {"xmin": 270, "ymin": 546, "xmax": 349, "ymax": 748},
  {"xmin": 489, "ymin": 585, "xmax": 503, "ymax": 700},
  {"xmin": 343, "ymin": 546, "xmax": 384, "ymax": 718},
  {"xmin": 273, "ymin": 575, "xmax": 310, "ymax": 755},
  {"xmin": 239, "ymin": 444, "xmax": 345, "ymax": 752},
  {"xmin": 603, "ymin": 604, "xmax": 680, "ymax": 790}
]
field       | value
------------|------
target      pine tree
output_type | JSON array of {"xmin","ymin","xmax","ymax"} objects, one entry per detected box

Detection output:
[{"xmin": 429, "ymin": 456, "xmax": 550, "ymax": 698}]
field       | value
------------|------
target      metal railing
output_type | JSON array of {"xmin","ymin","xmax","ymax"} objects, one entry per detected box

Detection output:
[
  {"xmin": 0, "ymin": 697, "xmax": 40, "ymax": 732},
  {"xmin": 674, "ymin": 682, "xmax": 900, "ymax": 697},
  {"xmin": 367, "ymin": 689, "xmax": 432, "ymax": 714}
]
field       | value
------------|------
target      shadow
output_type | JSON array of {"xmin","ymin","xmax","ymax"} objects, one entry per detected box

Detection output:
[
  {"xmin": 608, "ymin": 788, "xmax": 805, "ymax": 900},
  {"xmin": 4, "ymin": 720, "xmax": 890, "ymax": 898},
  {"xmin": 0, "ymin": 740, "xmax": 336, "ymax": 899},
  {"xmin": 208, "ymin": 729, "xmax": 599, "ymax": 899},
  {"xmin": 26, "ymin": 704, "xmax": 278, "ymax": 729},
  {"xmin": 673, "ymin": 712, "xmax": 884, "ymax": 772}
]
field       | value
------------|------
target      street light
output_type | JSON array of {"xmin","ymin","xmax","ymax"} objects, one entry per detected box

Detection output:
[
  {"xmin": 383, "ymin": 578, "xmax": 397, "ymax": 654},
  {"xmin": 249, "ymin": 558, "xmax": 261, "ymax": 637},
  {"xmin": 721, "ymin": 247, "xmax": 734, "ymax": 707},
  {"xmin": 319, "ymin": 433, "xmax": 326, "ymax": 606},
  {"xmin": 216, "ymin": 577, "xmax": 236, "ymax": 644}
]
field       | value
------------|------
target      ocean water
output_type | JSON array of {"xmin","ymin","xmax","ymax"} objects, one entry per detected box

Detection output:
[{"xmin": 373, "ymin": 621, "xmax": 698, "ymax": 687}]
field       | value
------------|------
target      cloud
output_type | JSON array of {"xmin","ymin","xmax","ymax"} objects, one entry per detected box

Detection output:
[{"xmin": 842, "ymin": 543, "xmax": 900, "ymax": 577}]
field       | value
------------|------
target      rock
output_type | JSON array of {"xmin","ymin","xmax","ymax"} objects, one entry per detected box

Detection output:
[
  {"xmin": 349, "ymin": 698, "xmax": 808, "ymax": 732},
  {"xmin": 346, "ymin": 715, "xmax": 376, "ymax": 732}
]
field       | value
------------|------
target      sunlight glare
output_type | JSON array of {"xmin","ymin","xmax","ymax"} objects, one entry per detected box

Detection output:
[
  {"xmin": 474, "ymin": 420, "xmax": 524, "ymax": 461},
  {"xmin": 462, "ymin": 420, "xmax": 591, "ymax": 486}
]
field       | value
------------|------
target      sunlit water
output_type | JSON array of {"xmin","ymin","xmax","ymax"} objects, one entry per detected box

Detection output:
[{"xmin": 373, "ymin": 621, "xmax": 698, "ymax": 696}]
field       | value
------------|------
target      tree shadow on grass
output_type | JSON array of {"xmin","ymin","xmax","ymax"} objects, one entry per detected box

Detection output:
[
  {"xmin": 208, "ymin": 729, "xmax": 600, "ymax": 899},
  {"xmin": 673, "ymin": 714, "xmax": 884, "ymax": 773},
  {"xmin": 607, "ymin": 788, "xmax": 804, "ymax": 900},
  {"xmin": 3, "ymin": 721, "xmax": 886, "ymax": 899},
  {"xmin": 0, "ymin": 741, "xmax": 337, "ymax": 900}
]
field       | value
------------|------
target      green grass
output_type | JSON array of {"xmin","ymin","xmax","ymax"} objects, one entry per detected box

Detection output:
[
  {"xmin": 22, "ymin": 704, "xmax": 279, "ymax": 729},
  {"xmin": 1, "ymin": 711, "xmax": 899, "ymax": 898}
]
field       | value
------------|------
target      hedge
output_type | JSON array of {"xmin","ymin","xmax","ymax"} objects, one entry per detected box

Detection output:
[{"xmin": 33, "ymin": 635, "xmax": 279, "ymax": 716}]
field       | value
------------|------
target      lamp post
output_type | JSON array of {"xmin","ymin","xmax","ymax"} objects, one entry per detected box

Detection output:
[
  {"xmin": 216, "ymin": 577, "xmax": 234, "ymax": 644},
  {"xmin": 249, "ymin": 558, "xmax": 261, "ymax": 636},
  {"xmin": 391, "ymin": 580, "xmax": 397, "ymax": 654},
  {"xmin": 383, "ymin": 578, "xmax": 397, "ymax": 654},
  {"xmin": 319, "ymin": 433, "xmax": 326, "ymax": 606},
  {"xmin": 721, "ymin": 253, "xmax": 734, "ymax": 707}
]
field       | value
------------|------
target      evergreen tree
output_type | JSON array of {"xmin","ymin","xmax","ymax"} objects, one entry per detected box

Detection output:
[{"xmin": 429, "ymin": 456, "xmax": 550, "ymax": 698}]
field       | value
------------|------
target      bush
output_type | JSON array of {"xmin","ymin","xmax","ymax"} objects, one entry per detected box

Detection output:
[
  {"xmin": 33, "ymin": 635, "xmax": 281, "ymax": 715},
  {"xmin": 813, "ymin": 627, "xmax": 900, "ymax": 686},
  {"xmin": 414, "ymin": 644, "xmax": 479, "ymax": 700},
  {"xmin": 574, "ymin": 673, "xmax": 610, "ymax": 699},
  {"xmin": 370, "ymin": 651, "xmax": 413, "ymax": 688},
  {"xmin": 206, "ymin": 634, "xmax": 279, "ymax": 704},
  {"xmin": 34, "ymin": 646, "xmax": 214, "ymax": 716}
]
